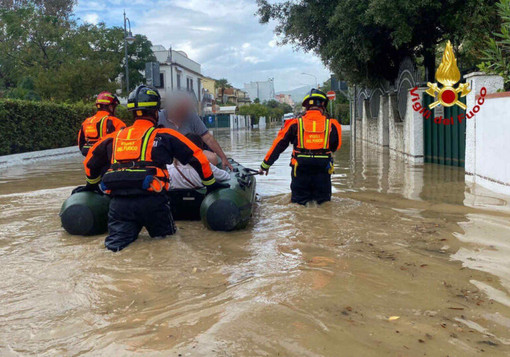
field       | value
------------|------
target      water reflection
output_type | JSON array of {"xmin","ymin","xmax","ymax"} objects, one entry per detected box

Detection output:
[{"xmin": 1, "ymin": 127, "xmax": 510, "ymax": 356}]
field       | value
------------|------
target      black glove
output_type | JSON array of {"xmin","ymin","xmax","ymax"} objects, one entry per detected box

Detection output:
[
  {"xmin": 206, "ymin": 181, "xmax": 230, "ymax": 194},
  {"xmin": 71, "ymin": 183, "xmax": 102, "ymax": 195}
]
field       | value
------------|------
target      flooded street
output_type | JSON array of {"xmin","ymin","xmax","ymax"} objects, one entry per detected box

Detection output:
[{"xmin": 2, "ymin": 127, "xmax": 510, "ymax": 356}]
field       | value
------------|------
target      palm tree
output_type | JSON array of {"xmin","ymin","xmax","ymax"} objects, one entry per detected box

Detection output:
[{"xmin": 214, "ymin": 78, "xmax": 232, "ymax": 104}]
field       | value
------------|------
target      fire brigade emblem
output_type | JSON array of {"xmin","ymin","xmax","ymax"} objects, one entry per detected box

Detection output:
[{"xmin": 425, "ymin": 41, "xmax": 470, "ymax": 110}]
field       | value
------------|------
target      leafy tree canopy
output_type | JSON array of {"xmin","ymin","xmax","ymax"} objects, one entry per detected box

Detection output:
[
  {"xmin": 479, "ymin": 0, "xmax": 510, "ymax": 90},
  {"xmin": 0, "ymin": 0, "xmax": 76, "ymax": 17},
  {"xmin": 214, "ymin": 78, "xmax": 232, "ymax": 89},
  {"xmin": 0, "ymin": 5, "xmax": 155, "ymax": 102},
  {"xmin": 239, "ymin": 99, "xmax": 292, "ymax": 121},
  {"xmin": 257, "ymin": 0, "xmax": 500, "ymax": 87}
]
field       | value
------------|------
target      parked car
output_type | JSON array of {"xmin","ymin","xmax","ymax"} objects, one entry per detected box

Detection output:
[{"xmin": 282, "ymin": 112, "xmax": 295, "ymax": 122}]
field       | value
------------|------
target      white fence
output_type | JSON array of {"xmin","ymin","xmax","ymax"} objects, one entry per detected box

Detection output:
[{"xmin": 229, "ymin": 114, "xmax": 250, "ymax": 130}]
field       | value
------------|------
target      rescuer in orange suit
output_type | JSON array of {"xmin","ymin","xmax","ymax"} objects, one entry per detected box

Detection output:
[
  {"xmin": 259, "ymin": 89, "xmax": 342, "ymax": 205},
  {"xmin": 77, "ymin": 91, "xmax": 126, "ymax": 156},
  {"xmin": 80, "ymin": 85, "xmax": 228, "ymax": 251}
]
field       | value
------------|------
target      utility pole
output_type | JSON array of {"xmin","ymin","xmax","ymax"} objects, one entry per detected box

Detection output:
[
  {"xmin": 301, "ymin": 72, "xmax": 318, "ymax": 88},
  {"xmin": 123, "ymin": 10, "xmax": 135, "ymax": 94}
]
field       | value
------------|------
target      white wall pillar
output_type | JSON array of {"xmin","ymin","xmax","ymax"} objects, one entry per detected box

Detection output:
[
  {"xmin": 361, "ymin": 99, "xmax": 370, "ymax": 141},
  {"xmin": 404, "ymin": 87, "xmax": 426, "ymax": 164},
  {"xmin": 378, "ymin": 94, "xmax": 390, "ymax": 147},
  {"xmin": 464, "ymin": 72, "xmax": 504, "ymax": 182}
]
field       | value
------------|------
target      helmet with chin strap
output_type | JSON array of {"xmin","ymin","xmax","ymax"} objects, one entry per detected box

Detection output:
[
  {"xmin": 96, "ymin": 91, "xmax": 120, "ymax": 110},
  {"xmin": 127, "ymin": 85, "xmax": 162, "ymax": 120},
  {"xmin": 302, "ymin": 88, "xmax": 329, "ymax": 109},
  {"xmin": 128, "ymin": 85, "xmax": 161, "ymax": 113}
]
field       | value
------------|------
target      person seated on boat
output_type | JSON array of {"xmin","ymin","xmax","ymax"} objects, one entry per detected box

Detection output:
[
  {"xmin": 168, "ymin": 134, "xmax": 230, "ymax": 189},
  {"xmin": 81, "ymin": 85, "xmax": 228, "ymax": 252},
  {"xmin": 158, "ymin": 90, "xmax": 233, "ymax": 170}
]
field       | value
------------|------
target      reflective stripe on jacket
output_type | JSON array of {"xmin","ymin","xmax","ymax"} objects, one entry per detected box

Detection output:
[
  {"xmin": 84, "ymin": 119, "xmax": 215, "ymax": 196},
  {"xmin": 78, "ymin": 111, "xmax": 126, "ymax": 156},
  {"xmin": 261, "ymin": 110, "xmax": 342, "ymax": 170}
]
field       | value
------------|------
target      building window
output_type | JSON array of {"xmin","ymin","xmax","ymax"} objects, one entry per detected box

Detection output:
[
  {"xmin": 156, "ymin": 72, "xmax": 164, "ymax": 88},
  {"xmin": 177, "ymin": 74, "xmax": 181, "ymax": 89}
]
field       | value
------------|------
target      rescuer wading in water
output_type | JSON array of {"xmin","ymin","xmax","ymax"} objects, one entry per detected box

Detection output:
[
  {"xmin": 80, "ymin": 85, "xmax": 228, "ymax": 251},
  {"xmin": 259, "ymin": 88, "xmax": 342, "ymax": 205},
  {"xmin": 77, "ymin": 91, "xmax": 126, "ymax": 156}
]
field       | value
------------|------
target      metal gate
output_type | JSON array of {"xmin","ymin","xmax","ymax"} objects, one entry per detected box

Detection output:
[
  {"xmin": 423, "ymin": 95, "xmax": 466, "ymax": 167},
  {"xmin": 203, "ymin": 114, "xmax": 231, "ymax": 129}
]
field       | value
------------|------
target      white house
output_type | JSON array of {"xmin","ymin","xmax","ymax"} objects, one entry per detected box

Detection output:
[{"xmin": 151, "ymin": 45, "xmax": 203, "ymax": 108}]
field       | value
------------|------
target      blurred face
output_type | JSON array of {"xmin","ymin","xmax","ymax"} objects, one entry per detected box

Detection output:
[{"xmin": 167, "ymin": 96, "xmax": 194, "ymax": 124}]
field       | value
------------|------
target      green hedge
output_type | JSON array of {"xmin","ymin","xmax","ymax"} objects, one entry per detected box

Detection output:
[
  {"xmin": 333, "ymin": 103, "xmax": 350, "ymax": 125},
  {"xmin": 0, "ymin": 99, "xmax": 133, "ymax": 156}
]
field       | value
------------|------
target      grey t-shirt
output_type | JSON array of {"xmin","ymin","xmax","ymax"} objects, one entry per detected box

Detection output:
[{"xmin": 158, "ymin": 109, "xmax": 209, "ymax": 136}]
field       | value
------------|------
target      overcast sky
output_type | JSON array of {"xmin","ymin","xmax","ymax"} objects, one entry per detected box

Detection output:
[{"xmin": 74, "ymin": 0, "xmax": 330, "ymax": 92}]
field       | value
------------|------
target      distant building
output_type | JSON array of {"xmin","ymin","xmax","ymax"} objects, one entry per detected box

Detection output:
[
  {"xmin": 200, "ymin": 76, "xmax": 216, "ymax": 114},
  {"xmin": 201, "ymin": 76, "xmax": 216, "ymax": 100},
  {"xmin": 243, "ymin": 78, "xmax": 275, "ymax": 103},
  {"xmin": 275, "ymin": 93, "xmax": 295, "ymax": 107},
  {"xmin": 219, "ymin": 87, "xmax": 251, "ymax": 106},
  {"xmin": 237, "ymin": 90, "xmax": 251, "ymax": 107},
  {"xmin": 151, "ymin": 45, "xmax": 203, "ymax": 110}
]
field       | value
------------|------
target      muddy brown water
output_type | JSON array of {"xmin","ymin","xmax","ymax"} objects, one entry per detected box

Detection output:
[{"xmin": 1, "ymin": 127, "xmax": 510, "ymax": 356}]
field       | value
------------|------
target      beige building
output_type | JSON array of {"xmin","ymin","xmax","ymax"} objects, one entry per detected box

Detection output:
[
  {"xmin": 275, "ymin": 93, "xmax": 295, "ymax": 107},
  {"xmin": 201, "ymin": 76, "xmax": 216, "ymax": 99},
  {"xmin": 218, "ymin": 87, "xmax": 251, "ymax": 106},
  {"xmin": 237, "ymin": 90, "xmax": 251, "ymax": 106},
  {"xmin": 200, "ymin": 76, "xmax": 251, "ymax": 113},
  {"xmin": 200, "ymin": 76, "xmax": 216, "ymax": 114}
]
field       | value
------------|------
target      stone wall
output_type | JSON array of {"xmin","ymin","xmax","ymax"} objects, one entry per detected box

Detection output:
[
  {"xmin": 355, "ymin": 89, "xmax": 425, "ymax": 164},
  {"xmin": 351, "ymin": 72, "xmax": 510, "ymax": 195}
]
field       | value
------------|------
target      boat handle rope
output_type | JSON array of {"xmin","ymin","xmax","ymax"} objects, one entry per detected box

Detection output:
[{"xmin": 242, "ymin": 167, "xmax": 263, "ymax": 177}]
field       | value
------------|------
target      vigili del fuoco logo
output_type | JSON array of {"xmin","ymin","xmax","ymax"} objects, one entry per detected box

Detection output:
[{"xmin": 410, "ymin": 41, "xmax": 487, "ymax": 126}]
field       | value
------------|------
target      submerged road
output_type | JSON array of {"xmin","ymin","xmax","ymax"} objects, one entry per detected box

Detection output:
[{"xmin": 1, "ymin": 127, "xmax": 510, "ymax": 356}]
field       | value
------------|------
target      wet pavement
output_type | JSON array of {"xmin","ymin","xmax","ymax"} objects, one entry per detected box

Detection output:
[{"xmin": 1, "ymin": 127, "xmax": 510, "ymax": 356}]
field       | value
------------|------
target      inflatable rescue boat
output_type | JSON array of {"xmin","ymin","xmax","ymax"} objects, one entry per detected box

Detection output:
[{"xmin": 60, "ymin": 159, "xmax": 257, "ymax": 235}]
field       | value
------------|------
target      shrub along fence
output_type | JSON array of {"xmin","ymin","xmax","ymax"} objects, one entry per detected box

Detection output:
[{"xmin": 0, "ymin": 99, "xmax": 132, "ymax": 156}]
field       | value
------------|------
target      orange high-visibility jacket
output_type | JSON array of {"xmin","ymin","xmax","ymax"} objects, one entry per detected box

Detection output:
[
  {"xmin": 261, "ymin": 110, "xmax": 342, "ymax": 170},
  {"xmin": 84, "ymin": 119, "xmax": 215, "ymax": 195},
  {"xmin": 78, "ymin": 111, "xmax": 126, "ymax": 156}
]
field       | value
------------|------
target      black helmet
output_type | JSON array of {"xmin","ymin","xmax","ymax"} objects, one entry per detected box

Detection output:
[
  {"xmin": 302, "ymin": 88, "xmax": 329, "ymax": 109},
  {"xmin": 127, "ymin": 85, "xmax": 161, "ymax": 111}
]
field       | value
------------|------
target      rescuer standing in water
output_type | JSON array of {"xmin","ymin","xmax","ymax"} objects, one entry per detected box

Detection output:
[
  {"xmin": 77, "ymin": 92, "xmax": 126, "ymax": 156},
  {"xmin": 259, "ymin": 89, "xmax": 342, "ymax": 205},
  {"xmin": 81, "ymin": 85, "xmax": 227, "ymax": 251}
]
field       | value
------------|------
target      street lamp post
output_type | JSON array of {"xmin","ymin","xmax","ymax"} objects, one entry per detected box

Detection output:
[
  {"xmin": 123, "ymin": 10, "xmax": 135, "ymax": 94},
  {"xmin": 301, "ymin": 72, "xmax": 318, "ymax": 88}
]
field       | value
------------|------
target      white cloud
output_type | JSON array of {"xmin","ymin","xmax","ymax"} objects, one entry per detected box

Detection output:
[
  {"xmin": 243, "ymin": 56, "xmax": 262, "ymax": 64},
  {"xmin": 75, "ymin": 0, "xmax": 330, "ymax": 91},
  {"xmin": 83, "ymin": 13, "xmax": 99, "ymax": 25}
]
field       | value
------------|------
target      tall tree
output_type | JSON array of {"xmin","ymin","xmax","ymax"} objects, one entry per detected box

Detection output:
[
  {"xmin": 479, "ymin": 0, "xmax": 510, "ymax": 90},
  {"xmin": 0, "ymin": 0, "xmax": 76, "ymax": 17},
  {"xmin": 0, "ymin": 5, "xmax": 155, "ymax": 101},
  {"xmin": 257, "ymin": 0, "xmax": 500, "ymax": 86},
  {"xmin": 214, "ymin": 78, "xmax": 232, "ymax": 103}
]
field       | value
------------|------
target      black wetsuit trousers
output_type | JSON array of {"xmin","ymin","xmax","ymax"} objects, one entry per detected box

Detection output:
[
  {"xmin": 106, "ymin": 194, "xmax": 176, "ymax": 252},
  {"xmin": 290, "ymin": 166, "xmax": 332, "ymax": 205}
]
